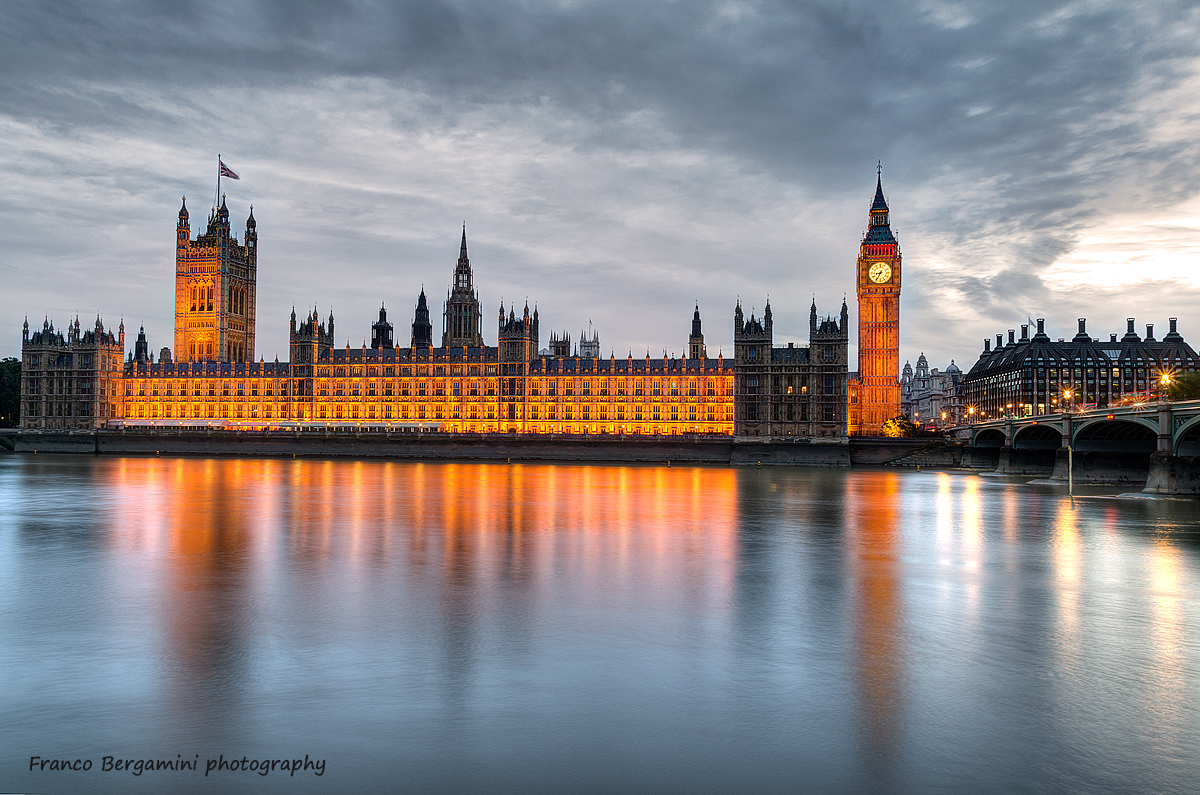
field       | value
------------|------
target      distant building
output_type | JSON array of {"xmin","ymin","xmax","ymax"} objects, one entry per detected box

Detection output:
[
  {"xmin": 578, "ymin": 326, "xmax": 600, "ymax": 359},
  {"xmin": 963, "ymin": 317, "xmax": 1200, "ymax": 419},
  {"xmin": 901, "ymin": 354, "xmax": 963, "ymax": 428}
]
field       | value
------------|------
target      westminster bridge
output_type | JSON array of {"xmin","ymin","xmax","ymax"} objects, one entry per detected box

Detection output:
[{"xmin": 960, "ymin": 397, "xmax": 1200, "ymax": 494}]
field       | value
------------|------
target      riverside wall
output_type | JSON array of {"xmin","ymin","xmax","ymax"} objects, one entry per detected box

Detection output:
[{"xmin": 10, "ymin": 429, "xmax": 857, "ymax": 466}]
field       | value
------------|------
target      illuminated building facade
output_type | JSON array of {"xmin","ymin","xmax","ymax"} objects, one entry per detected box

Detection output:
[
  {"xmin": 174, "ymin": 197, "xmax": 257, "ymax": 364},
  {"xmin": 963, "ymin": 317, "xmax": 1199, "ymax": 419},
  {"xmin": 43, "ymin": 214, "xmax": 735, "ymax": 434},
  {"xmin": 19, "ymin": 316, "xmax": 125, "ymax": 429},
  {"xmin": 18, "ymin": 187, "xmax": 878, "ymax": 438},
  {"xmin": 848, "ymin": 171, "xmax": 902, "ymax": 435}
]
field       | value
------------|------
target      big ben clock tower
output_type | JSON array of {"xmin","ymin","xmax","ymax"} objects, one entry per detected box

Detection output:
[{"xmin": 850, "ymin": 166, "xmax": 901, "ymax": 435}]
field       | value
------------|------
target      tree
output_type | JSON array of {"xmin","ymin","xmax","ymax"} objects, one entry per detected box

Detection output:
[
  {"xmin": 0, "ymin": 357, "xmax": 19, "ymax": 427},
  {"xmin": 881, "ymin": 415, "xmax": 917, "ymax": 437},
  {"xmin": 1166, "ymin": 371, "xmax": 1200, "ymax": 401}
]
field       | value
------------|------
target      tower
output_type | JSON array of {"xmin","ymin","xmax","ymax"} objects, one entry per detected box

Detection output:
[
  {"xmin": 549, "ymin": 332, "xmax": 571, "ymax": 358},
  {"xmin": 689, "ymin": 305, "xmax": 706, "ymax": 359},
  {"xmin": 579, "ymin": 325, "xmax": 600, "ymax": 359},
  {"xmin": 732, "ymin": 299, "xmax": 772, "ymax": 435},
  {"xmin": 411, "ymin": 289, "xmax": 433, "ymax": 349},
  {"xmin": 289, "ymin": 308, "xmax": 335, "ymax": 365},
  {"xmin": 498, "ymin": 301, "xmax": 539, "ymax": 362},
  {"xmin": 442, "ymin": 225, "xmax": 484, "ymax": 348},
  {"xmin": 134, "ymin": 325, "xmax": 150, "ymax": 363},
  {"xmin": 852, "ymin": 167, "xmax": 902, "ymax": 434},
  {"xmin": 371, "ymin": 304, "xmax": 394, "ymax": 349},
  {"xmin": 173, "ymin": 196, "xmax": 257, "ymax": 363}
]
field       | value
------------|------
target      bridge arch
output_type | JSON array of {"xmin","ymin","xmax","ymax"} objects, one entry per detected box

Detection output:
[
  {"xmin": 1174, "ymin": 415, "xmax": 1200, "ymax": 456},
  {"xmin": 974, "ymin": 428, "xmax": 1006, "ymax": 447},
  {"xmin": 1072, "ymin": 418, "xmax": 1157, "ymax": 452},
  {"xmin": 1012, "ymin": 423, "xmax": 1063, "ymax": 449}
]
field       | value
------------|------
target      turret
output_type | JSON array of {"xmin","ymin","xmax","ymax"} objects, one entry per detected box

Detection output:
[
  {"xmin": 177, "ymin": 197, "xmax": 190, "ymax": 247},
  {"xmin": 411, "ymin": 289, "xmax": 433, "ymax": 349},
  {"xmin": 371, "ymin": 303, "xmax": 394, "ymax": 349},
  {"xmin": 689, "ymin": 304, "xmax": 706, "ymax": 360},
  {"xmin": 245, "ymin": 205, "xmax": 257, "ymax": 252},
  {"xmin": 134, "ymin": 325, "xmax": 150, "ymax": 363},
  {"xmin": 215, "ymin": 195, "xmax": 230, "ymax": 241}
]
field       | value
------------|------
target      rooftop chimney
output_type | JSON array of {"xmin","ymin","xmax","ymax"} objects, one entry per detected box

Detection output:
[
  {"xmin": 984, "ymin": 339, "xmax": 991, "ymax": 352},
  {"xmin": 1020, "ymin": 324, "xmax": 1029, "ymax": 341},
  {"xmin": 1037, "ymin": 318, "xmax": 1045, "ymax": 336},
  {"xmin": 1146, "ymin": 324, "xmax": 1155, "ymax": 341},
  {"xmin": 1170, "ymin": 317, "xmax": 1178, "ymax": 334},
  {"xmin": 1007, "ymin": 329, "xmax": 1015, "ymax": 345}
]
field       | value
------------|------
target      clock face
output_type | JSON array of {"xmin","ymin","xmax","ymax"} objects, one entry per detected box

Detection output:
[{"xmin": 868, "ymin": 262, "xmax": 892, "ymax": 283}]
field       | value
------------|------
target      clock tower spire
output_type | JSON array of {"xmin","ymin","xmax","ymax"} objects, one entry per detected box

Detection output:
[{"xmin": 849, "ymin": 166, "xmax": 902, "ymax": 435}]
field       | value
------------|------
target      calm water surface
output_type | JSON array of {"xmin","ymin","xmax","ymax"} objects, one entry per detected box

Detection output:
[{"xmin": 1, "ymin": 455, "xmax": 1199, "ymax": 794}]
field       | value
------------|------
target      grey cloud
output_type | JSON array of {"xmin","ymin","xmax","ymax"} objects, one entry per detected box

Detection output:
[{"xmin": 3, "ymin": 0, "xmax": 1200, "ymax": 365}]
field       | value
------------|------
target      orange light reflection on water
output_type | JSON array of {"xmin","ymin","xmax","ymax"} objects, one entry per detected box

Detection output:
[{"xmin": 100, "ymin": 457, "xmax": 742, "ymax": 699}]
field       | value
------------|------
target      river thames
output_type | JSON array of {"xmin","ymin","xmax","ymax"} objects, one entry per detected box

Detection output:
[{"xmin": 1, "ymin": 454, "xmax": 1198, "ymax": 794}]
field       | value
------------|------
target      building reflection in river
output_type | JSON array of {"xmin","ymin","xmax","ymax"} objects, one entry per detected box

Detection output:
[{"xmin": 11, "ymin": 455, "xmax": 1189, "ymax": 793}]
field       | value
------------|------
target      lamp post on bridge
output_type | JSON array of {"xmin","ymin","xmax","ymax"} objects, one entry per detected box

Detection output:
[{"xmin": 1062, "ymin": 389, "xmax": 1074, "ymax": 504}]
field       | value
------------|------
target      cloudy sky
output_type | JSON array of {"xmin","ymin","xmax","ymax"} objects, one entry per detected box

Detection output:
[{"xmin": 3, "ymin": 0, "xmax": 1199, "ymax": 369}]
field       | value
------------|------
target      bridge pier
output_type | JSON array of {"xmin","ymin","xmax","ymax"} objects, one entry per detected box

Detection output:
[
  {"xmin": 1144, "ymin": 452, "xmax": 1200, "ymax": 494},
  {"xmin": 966, "ymin": 400, "xmax": 1200, "ymax": 493}
]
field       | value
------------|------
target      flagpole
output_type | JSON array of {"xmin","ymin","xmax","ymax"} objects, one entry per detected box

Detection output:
[{"xmin": 216, "ymin": 153, "xmax": 221, "ymax": 211}]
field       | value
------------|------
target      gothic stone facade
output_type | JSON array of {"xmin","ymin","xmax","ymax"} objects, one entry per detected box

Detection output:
[
  {"xmin": 732, "ymin": 299, "xmax": 850, "ymax": 437},
  {"xmin": 19, "ymin": 316, "xmax": 125, "ymax": 429}
]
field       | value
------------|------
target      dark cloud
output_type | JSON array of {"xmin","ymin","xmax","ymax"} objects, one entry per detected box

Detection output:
[{"xmin": 2, "ymin": 0, "xmax": 1200, "ymax": 365}]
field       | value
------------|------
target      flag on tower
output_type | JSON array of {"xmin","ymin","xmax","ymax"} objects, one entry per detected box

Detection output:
[{"xmin": 219, "ymin": 159, "xmax": 240, "ymax": 180}]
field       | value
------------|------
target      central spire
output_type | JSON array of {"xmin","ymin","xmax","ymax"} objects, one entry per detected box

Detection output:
[{"xmin": 443, "ymin": 224, "xmax": 484, "ymax": 347}]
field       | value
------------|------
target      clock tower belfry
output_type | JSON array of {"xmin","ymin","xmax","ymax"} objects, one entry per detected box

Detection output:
[{"xmin": 849, "ymin": 166, "xmax": 902, "ymax": 435}]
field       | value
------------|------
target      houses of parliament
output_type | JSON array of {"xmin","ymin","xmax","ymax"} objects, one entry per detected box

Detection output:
[{"xmin": 19, "ymin": 174, "xmax": 905, "ymax": 437}]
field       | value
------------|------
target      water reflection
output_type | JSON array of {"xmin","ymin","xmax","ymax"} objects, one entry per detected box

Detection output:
[
  {"xmin": 2, "ymin": 456, "xmax": 1200, "ymax": 794},
  {"xmin": 845, "ymin": 473, "xmax": 905, "ymax": 778}
]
